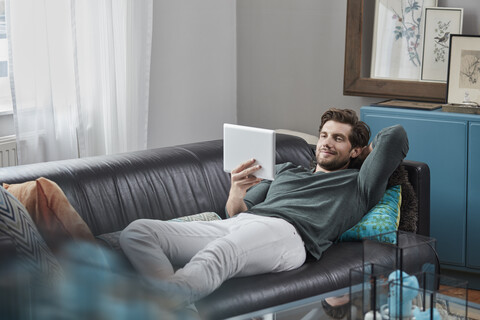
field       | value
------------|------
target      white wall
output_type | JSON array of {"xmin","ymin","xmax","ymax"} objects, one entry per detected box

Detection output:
[
  {"xmin": 0, "ymin": 112, "xmax": 14, "ymax": 137},
  {"xmin": 146, "ymin": 0, "xmax": 237, "ymax": 149}
]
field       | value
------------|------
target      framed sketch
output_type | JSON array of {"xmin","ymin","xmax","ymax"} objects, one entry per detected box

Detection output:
[
  {"xmin": 446, "ymin": 35, "xmax": 480, "ymax": 106},
  {"xmin": 421, "ymin": 7, "xmax": 463, "ymax": 82},
  {"xmin": 371, "ymin": 0, "xmax": 438, "ymax": 80}
]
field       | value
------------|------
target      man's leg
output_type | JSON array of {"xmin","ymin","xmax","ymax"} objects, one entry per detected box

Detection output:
[
  {"xmin": 120, "ymin": 214, "xmax": 306, "ymax": 304},
  {"xmin": 119, "ymin": 218, "xmax": 231, "ymax": 280},
  {"xmin": 168, "ymin": 214, "xmax": 307, "ymax": 303}
]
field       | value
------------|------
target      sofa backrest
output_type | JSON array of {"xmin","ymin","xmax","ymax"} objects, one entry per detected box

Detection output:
[
  {"xmin": 0, "ymin": 134, "xmax": 314, "ymax": 235},
  {"xmin": 0, "ymin": 134, "xmax": 431, "ymax": 237}
]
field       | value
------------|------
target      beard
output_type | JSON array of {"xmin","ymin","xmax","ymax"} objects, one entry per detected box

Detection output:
[{"xmin": 316, "ymin": 154, "xmax": 351, "ymax": 171}]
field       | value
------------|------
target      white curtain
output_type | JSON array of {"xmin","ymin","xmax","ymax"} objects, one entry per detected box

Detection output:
[{"xmin": 6, "ymin": 0, "xmax": 152, "ymax": 164}]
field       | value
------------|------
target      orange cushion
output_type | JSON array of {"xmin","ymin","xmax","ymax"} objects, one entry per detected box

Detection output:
[{"xmin": 3, "ymin": 178, "xmax": 95, "ymax": 251}]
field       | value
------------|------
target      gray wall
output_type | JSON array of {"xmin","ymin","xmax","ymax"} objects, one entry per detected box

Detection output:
[
  {"xmin": 237, "ymin": 0, "xmax": 377, "ymax": 137},
  {"xmin": 236, "ymin": 0, "xmax": 480, "ymax": 138},
  {"xmin": 2, "ymin": 0, "xmax": 479, "ymax": 147},
  {"xmin": 440, "ymin": 0, "xmax": 479, "ymax": 34},
  {"xmin": 147, "ymin": 0, "xmax": 237, "ymax": 149}
]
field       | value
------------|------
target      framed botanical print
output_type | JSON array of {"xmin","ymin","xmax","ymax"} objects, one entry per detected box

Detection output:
[
  {"xmin": 421, "ymin": 7, "xmax": 463, "ymax": 82},
  {"xmin": 446, "ymin": 35, "xmax": 480, "ymax": 107},
  {"xmin": 371, "ymin": 0, "xmax": 438, "ymax": 80}
]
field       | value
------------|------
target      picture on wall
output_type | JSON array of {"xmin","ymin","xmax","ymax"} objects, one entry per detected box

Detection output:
[
  {"xmin": 421, "ymin": 7, "xmax": 463, "ymax": 82},
  {"xmin": 371, "ymin": 0, "xmax": 438, "ymax": 80},
  {"xmin": 446, "ymin": 35, "xmax": 480, "ymax": 106}
]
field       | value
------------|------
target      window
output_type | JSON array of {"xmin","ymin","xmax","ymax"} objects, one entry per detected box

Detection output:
[{"xmin": 0, "ymin": 0, "xmax": 12, "ymax": 113}]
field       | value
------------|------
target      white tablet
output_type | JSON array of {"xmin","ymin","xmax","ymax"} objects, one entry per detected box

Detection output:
[{"xmin": 223, "ymin": 123, "xmax": 276, "ymax": 180}]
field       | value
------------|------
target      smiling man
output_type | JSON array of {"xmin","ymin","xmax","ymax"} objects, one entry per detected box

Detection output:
[
  {"xmin": 314, "ymin": 110, "xmax": 376, "ymax": 174},
  {"xmin": 316, "ymin": 117, "xmax": 365, "ymax": 172},
  {"xmin": 120, "ymin": 108, "xmax": 409, "ymax": 307}
]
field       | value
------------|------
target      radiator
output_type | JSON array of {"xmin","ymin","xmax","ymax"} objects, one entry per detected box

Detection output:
[{"xmin": 0, "ymin": 135, "xmax": 17, "ymax": 167}]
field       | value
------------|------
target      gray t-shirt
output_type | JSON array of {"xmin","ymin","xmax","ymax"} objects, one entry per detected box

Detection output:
[{"xmin": 241, "ymin": 125, "xmax": 409, "ymax": 260}]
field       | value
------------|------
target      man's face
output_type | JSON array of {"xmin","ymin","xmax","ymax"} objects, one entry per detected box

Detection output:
[{"xmin": 315, "ymin": 120, "xmax": 360, "ymax": 173}]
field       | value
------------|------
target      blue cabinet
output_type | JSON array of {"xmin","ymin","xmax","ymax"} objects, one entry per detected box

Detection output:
[
  {"xmin": 468, "ymin": 122, "xmax": 480, "ymax": 269},
  {"xmin": 361, "ymin": 106, "xmax": 480, "ymax": 275}
]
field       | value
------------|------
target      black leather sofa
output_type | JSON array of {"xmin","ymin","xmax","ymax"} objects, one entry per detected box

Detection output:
[{"xmin": 0, "ymin": 134, "xmax": 438, "ymax": 319}]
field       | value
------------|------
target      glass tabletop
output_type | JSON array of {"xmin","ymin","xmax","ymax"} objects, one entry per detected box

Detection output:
[
  {"xmin": 226, "ymin": 287, "xmax": 350, "ymax": 320},
  {"xmin": 227, "ymin": 285, "xmax": 480, "ymax": 320}
]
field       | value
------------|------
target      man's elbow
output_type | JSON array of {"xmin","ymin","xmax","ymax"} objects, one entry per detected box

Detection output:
[{"xmin": 390, "ymin": 125, "xmax": 409, "ymax": 156}]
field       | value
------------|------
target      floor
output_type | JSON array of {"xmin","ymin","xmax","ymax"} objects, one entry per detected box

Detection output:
[
  {"xmin": 470, "ymin": 289, "xmax": 480, "ymax": 304},
  {"xmin": 469, "ymin": 290, "xmax": 480, "ymax": 320},
  {"xmin": 440, "ymin": 286, "xmax": 480, "ymax": 303},
  {"xmin": 441, "ymin": 286, "xmax": 480, "ymax": 319}
]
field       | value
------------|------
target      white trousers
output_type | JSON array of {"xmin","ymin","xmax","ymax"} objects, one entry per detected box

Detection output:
[{"xmin": 119, "ymin": 213, "xmax": 306, "ymax": 304}]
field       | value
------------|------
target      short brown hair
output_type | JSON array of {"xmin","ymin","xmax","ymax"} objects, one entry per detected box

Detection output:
[{"xmin": 319, "ymin": 108, "xmax": 370, "ymax": 148}]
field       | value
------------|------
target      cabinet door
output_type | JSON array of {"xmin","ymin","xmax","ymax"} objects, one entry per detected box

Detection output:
[
  {"xmin": 362, "ymin": 111, "xmax": 467, "ymax": 266},
  {"xmin": 467, "ymin": 122, "xmax": 480, "ymax": 269}
]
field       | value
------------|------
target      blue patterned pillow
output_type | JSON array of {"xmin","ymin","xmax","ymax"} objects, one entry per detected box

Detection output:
[
  {"xmin": 0, "ymin": 186, "xmax": 62, "ymax": 277},
  {"xmin": 339, "ymin": 185, "xmax": 401, "ymax": 243}
]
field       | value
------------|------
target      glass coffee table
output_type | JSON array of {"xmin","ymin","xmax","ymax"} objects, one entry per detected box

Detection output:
[{"xmin": 227, "ymin": 285, "xmax": 480, "ymax": 320}]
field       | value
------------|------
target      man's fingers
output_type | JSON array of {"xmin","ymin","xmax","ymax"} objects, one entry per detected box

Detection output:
[
  {"xmin": 231, "ymin": 163, "xmax": 262, "ymax": 187},
  {"xmin": 231, "ymin": 158, "xmax": 256, "ymax": 174},
  {"xmin": 232, "ymin": 166, "xmax": 261, "ymax": 181},
  {"xmin": 230, "ymin": 159, "xmax": 263, "ymax": 192},
  {"xmin": 234, "ymin": 175, "xmax": 262, "ymax": 188},
  {"xmin": 243, "ymin": 164, "xmax": 262, "ymax": 177},
  {"xmin": 231, "ymin": 159, "xmax": 262, "ymax": 178}
]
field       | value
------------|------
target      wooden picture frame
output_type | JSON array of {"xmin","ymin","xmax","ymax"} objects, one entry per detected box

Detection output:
[
  {"xmin": 421, "ymin": 7, "xmax": 464, "ymax": 82},
  {"xmin": 343, "ymin": 0, "xmax": 446, "ymax": 102}
]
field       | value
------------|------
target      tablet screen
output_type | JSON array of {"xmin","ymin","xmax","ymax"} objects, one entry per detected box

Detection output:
[{"xmin": 223, "ymin": 123, "xmax": 276, "ymax": 180}]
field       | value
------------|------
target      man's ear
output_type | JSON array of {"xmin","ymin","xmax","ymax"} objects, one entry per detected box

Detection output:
[{"xmin": 350, "ymin": 146, "xmax": 362, "ymax": 159}]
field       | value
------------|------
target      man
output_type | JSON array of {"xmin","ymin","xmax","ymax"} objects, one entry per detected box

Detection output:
[{"xmin": 120, "ymin": 108, "xmax": 408, "ymax": 306}]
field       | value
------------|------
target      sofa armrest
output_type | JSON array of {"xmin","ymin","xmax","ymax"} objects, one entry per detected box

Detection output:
[{"xmin": 401, "ymin": 160, "xmax": 430, "ymax": 236}]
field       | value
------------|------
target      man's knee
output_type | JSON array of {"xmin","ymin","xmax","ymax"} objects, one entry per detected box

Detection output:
[{"xmin": 119, "ymin": 219, "xmax": 153, "ymax": 249}]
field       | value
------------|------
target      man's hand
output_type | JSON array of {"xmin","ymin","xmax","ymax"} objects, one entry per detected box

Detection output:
[
  {"xmin": 357, "ymin": 143, "xmax": 373, "ymax": 162},
  {"xmin": 225, "ymin": 159, "xmax": 263, "ymax": 217}
]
